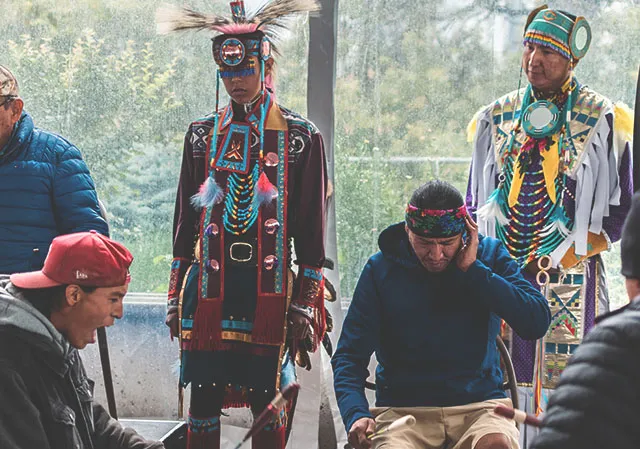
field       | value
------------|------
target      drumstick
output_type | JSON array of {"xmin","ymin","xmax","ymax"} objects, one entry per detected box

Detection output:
[
  {"xmin": 367, "ymin": 415, "xmax": 416, "ymax": 440},
  {"xmin": 493, "ymin": 404, "xmax": 543, "ymax": 428}
]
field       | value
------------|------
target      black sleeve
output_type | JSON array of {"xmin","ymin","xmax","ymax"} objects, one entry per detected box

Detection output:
[
  {"xmin": 0, "ymin": 366, "xmax": 51, "ymax": 449},
  {"xmin": 530, "ymin": 312, "xmax": 640, "ymax": 449}
]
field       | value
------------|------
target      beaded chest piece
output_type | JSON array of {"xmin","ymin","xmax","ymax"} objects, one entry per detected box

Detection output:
[{"xmin": 481, "ymin": 80, "xmax": 606, "ymax": 267}]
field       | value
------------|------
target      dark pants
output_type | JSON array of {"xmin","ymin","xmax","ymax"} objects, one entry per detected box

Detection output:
[{"xmin": 187, "ymin": 385, "xmax": 287, "ymax": 449}]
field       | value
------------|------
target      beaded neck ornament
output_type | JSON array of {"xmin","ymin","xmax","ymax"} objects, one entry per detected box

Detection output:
[
  {"xmin": 482, "ymin": 77, "xmax": 579, "ymax": 268},
  {"xmin": 405, "ymin": 204, "xmax": 467, "ymax": 238}
]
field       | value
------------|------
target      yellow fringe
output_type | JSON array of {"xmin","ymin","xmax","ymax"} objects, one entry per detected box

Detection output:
[
  {"xmin": 508, "ymin": 162, "xmax": 524, "ymax": 208},
  {"xmin": 542, "ymin": 140, "xmax": 559, "ymax": 204},
  {"xmin": 466, "ymin": 112, "xmax": 479, "ymax": 143},
  {"xmin": 613, "ymin": 102, "xmax": 634, "ymax": 142}
]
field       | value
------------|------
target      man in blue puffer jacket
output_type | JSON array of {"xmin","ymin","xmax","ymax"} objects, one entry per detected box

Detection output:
[
  {"xmin": 0, "ymin": 65, "xmax": 108, "ymax": 274},
  {"xmin": 332, "ymin": 180, "xmax": 551, "ymax": 449}
]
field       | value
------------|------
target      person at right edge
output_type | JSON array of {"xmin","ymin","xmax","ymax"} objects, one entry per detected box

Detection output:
[{"xmin": 529, "ymin": 190, "xmax": 640, "ymax": 448}]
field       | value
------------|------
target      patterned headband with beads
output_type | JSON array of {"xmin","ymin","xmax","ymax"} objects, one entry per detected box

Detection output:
[
  {"xmin": 523, "ymin": 6, "xmax": 591, "ymax": 61},
  {"xmin": 405, "ymin": 204, "xmax": 467, "ymax": 238}
]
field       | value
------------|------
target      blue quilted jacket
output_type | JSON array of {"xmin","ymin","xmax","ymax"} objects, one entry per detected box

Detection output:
[{"xmin": 0, "ymin": 111, "xmax": 108, "ymax": 274}]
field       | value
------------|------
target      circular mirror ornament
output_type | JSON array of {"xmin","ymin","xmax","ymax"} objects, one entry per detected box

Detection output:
[
  {"xmin": 569, "ymin": 17, "xmax": 591, "ymax": 60},
  {"xmin": 205, "ymin": 223, "xmax": 220, "ymax": 238},
  {"xmin": 522, "ymin": 101, "xmax": 560, "ymax": 138},
  {"xmin": 264, "ymin": 152, "xmax": 279, "ymax": 167},
  {"xmin": 220, "ymin": 38, "xmax": 245, "ymax": 67},
  {"xmin": 263, "ymin": 255, "xmax": 278, "ymax": 271},
  {"xmin": 206, "ymin": 259, "xmax": 220, "ymax": 273},
  {"xmin": 264, "ymin": 218, "xmax": 280, "ymax": 235}
]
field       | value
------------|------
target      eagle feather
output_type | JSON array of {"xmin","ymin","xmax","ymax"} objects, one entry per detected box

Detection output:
[{"xmin": 156, "ymin": 4, "xmax": 231, "ymax": 34}]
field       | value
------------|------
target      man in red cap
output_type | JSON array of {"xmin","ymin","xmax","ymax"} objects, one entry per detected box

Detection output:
[{"xmin": 0, "ymin": 231, "xmax": 164, "ymax": 449}]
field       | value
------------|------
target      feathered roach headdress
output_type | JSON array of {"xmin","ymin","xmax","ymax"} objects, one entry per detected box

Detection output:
[
  {"xmin": 157, "ymin": 0, "xmax": 320, "ymax": 51},
  {"xmin": 157, "ymin": 0, "xmax": 320, "ymax": 211},
  {"xmin": 158, "ymin": 0, "xmax": 319, "ymax": 87},
  {"xmin": 157, "ymin": 0, "xmax": 320, "ymax": 95}
]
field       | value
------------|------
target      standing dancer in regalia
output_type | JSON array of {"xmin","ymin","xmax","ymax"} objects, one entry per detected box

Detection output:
[
  {"xmin": 467, "ymin": 5, "xmax": 634, "ymax": 445},
  {"xmin": 157, "ymin": 1, "xmax": 327, "ymax": 447}
]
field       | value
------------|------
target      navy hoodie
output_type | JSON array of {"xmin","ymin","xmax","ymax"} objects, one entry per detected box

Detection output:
[{"xmin": 332, "ymin": 222, "xmax": 551, "ymax": 432}]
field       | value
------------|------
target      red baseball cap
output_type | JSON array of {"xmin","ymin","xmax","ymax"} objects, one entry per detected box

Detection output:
[{"xmin": 10, "ymin": 231, "xmax": 133, "ymax": 289}]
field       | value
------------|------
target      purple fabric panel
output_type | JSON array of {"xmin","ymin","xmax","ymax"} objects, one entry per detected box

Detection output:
[
  {"xmin": 563, "ymin": 176, "xmax": 576, "ymax": 223},
  {"xmin": 583, "ymin": 256, "xmax": 598, "ymax": 335},
  {"xmin": 511, "ymin": 333, "xmax": 536, "ymax": 383},
  {"xmin": 511, "ymin": 270, "xmax": 537, "ymax": 383},
  {"xmin": 603, "ymin": 143, "xmax": 633, "ymax": 243}
]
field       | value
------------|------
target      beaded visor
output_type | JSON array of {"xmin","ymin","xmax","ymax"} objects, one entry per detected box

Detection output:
[
  {"xmin": 212, "ymin": 32, "xmax": 269, "ymax": 78},
  {"xmin": 405, "ymin": 204, "xmax": 467, "ymax": 238}
]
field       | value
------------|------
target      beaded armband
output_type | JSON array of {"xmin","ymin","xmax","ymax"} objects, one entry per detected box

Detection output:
[
  {"xmin": 292, "ymin": 266, "xmax": 324, "ymax": 306},
  {"xmin": 167, "ymin": 257, "xmax": 190, "ymax": 314},
  {"xmin": 290, "ymin": 265, "xmax": 326, "ymax": 351}
]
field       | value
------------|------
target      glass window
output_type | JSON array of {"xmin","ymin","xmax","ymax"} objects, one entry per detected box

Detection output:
[
  {"xmin": 1, "ymin": 0, "xmax": 638, "ymax": 431},
  {"xmin": 1, "ymin": 0, "xmax": 311, "ymax": 423},
  {"xmin": 1, "ymin": 0, "xmax": 309, "ymax": 293},
  {"xmin": 334, "ymin": 0, "xmax": 639, "ymax": 311}
]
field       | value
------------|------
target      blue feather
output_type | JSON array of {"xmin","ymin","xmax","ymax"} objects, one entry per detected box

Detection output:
[{"xmin": 190, "ymin": 177, "xmax": 225, "ymax": 209}]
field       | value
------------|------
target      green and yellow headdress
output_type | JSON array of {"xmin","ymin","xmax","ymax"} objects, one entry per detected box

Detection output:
[{"xmin": 523, "ymin": 5, "xmax": 591, "ymax": 61}]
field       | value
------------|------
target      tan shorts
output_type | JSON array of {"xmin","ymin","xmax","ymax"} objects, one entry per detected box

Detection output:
[{"xmin": 370, "ymin": 398, "xmax": 520, "ymax": 449}]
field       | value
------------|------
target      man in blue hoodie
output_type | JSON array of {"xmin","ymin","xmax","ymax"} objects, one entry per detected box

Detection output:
[
  {"xmin": 0, "ymin": 65, "xmax": 108, "ymax": 274},
  {"xmin": 332, "ymin": 180, "xmax": 551, "ymax": 449}
]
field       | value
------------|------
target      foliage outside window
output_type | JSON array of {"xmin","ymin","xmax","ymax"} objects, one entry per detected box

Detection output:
[{"xmin": 1, "ymin": 0, "xmax": 637, "ymax": 311}]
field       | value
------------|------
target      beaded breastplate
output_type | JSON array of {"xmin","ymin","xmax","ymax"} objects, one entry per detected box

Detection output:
[{"xmin": 488, "ymin": 85, "xmax": 606, "ymax": 266}]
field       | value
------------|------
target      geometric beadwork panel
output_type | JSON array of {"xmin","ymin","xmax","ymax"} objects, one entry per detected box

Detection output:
[
  {"xmin": 544, "ymin": 352, "xmax": 571, "ymax": 389},
  {"xmin": 542, "ymin": 265, "xmax": 585, "ymax": 388}
]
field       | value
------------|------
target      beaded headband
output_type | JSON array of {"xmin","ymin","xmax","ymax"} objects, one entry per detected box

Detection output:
[{"xmin": 405, "ymin": 204, "xmax": 467, "ymax": 238}]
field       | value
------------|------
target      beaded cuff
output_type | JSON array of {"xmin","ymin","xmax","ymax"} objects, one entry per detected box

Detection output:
[
  {"xmin": 167, "ymin": 257, "xmax": 189, "ymax": 310},
  {"xmin": 291, "ymin": 265, "xmax": 326, "ymax": 351}
]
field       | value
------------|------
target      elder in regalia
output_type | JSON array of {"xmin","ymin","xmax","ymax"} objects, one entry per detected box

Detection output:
[{"xmin": 466, "ymin": 4, "xmax": 634, "ymax": 434}]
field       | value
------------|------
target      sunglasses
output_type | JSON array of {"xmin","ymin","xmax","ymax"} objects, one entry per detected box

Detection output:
[{"xmin": 0, "ymin": 95, "xmax": 17, "ymax": 107}]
